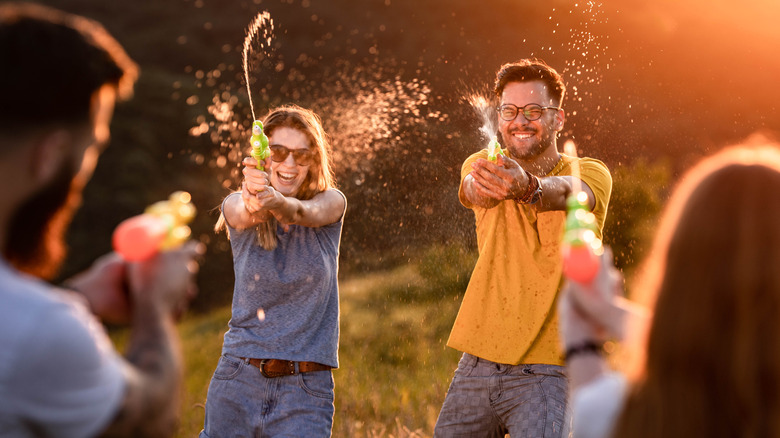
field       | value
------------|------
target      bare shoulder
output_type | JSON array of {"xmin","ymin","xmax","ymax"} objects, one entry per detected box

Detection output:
[
  {"xmin": 315, "ymin": 188, "xmax": 347, "ymax": 221},
  {"xmin": 317, "ymin": 188, "xmax": 347, "ymax": 210}
]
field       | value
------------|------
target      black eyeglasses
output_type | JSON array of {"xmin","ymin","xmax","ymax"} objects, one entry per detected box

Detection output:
[
  {"xmin": 497, "ymin": 103, "xmax": 561, "ymax": 122},
  {"xmin": 270, "ymin": 145, "xmax": 315, "ymax": 166}
]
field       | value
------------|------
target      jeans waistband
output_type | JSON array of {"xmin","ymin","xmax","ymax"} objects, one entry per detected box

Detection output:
[{"xmin": 463, "ymin": 353, "xmax": 566, "ymax": 376}]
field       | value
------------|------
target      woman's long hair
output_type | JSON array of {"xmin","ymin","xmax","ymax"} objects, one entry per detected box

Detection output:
[
  {"xmin": 613, "ymin": 143, "xmax": 780, "ymax": 437},
  {"xmin": 215, "ymin": 105, "xmax": 336, "ymax": 250}
]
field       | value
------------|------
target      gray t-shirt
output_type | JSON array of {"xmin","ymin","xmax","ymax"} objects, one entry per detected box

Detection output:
[
  {"xmin": 0, "ymin": 259, "xmax": 125, "ymax": 438},
  {"xmin": 222, "ymin": 190, "xmax": 346, "ymax": 368}
]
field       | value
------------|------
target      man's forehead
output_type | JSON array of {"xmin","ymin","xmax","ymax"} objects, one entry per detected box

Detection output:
[{"xmin": 501, "ymin": 81, "xmax": 553, "ymax": 102}]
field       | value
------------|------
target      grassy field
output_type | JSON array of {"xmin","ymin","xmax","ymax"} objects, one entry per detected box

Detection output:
[{"xmin": 167, "ymin": 253, "xmax": 470, "ymax": 437}]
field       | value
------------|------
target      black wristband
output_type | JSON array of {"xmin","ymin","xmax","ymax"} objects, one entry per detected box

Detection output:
[{"xmin": 564, "ymin": 341, "xmax": 603, "ymax": 361}]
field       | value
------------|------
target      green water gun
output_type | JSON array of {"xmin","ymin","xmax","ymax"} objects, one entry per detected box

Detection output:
[
  {"xmin": 251, "ymin": 120, "xmax": 270, "ymax": 171},
  {"xmin": 487, "ymin": 135, "xmax": 504, "ymax": 162}
]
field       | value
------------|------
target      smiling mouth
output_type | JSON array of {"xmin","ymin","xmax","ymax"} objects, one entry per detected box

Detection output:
[
  {"xmin": 512, "ymin": 131, "xmax": 535, "ymax": 140},
  {"xmin": 277, "ymin": 171, "xmax": 297, "ymax": 183}
]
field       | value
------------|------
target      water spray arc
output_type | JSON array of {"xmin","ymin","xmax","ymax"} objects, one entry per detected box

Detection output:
[{"xmin": 242, "ymin": 12, "xmax": 274, "ymax": 170}]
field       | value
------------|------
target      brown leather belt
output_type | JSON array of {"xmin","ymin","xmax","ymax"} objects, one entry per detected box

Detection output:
[{"xmin": 243, "ymin": 358, "xmax": 332, "ymax": 378}]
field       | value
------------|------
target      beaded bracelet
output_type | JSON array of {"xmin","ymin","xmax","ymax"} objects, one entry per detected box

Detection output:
[{"xmin": 514, "ymin": 170, "xmax": 542, "ymax": 204}]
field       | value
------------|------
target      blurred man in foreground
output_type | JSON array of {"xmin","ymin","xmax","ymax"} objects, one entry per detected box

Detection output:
[{"xmin": 0, "ymin": 3, "xmax": 202, "ymax": 437}]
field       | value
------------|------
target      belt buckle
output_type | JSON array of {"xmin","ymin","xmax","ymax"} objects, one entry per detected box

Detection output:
[
  {"xmin": 259, "ymin": 359, "xmax": 295, "ymax": 378},
  {"xmin": 259, "ymin": 359, "xmax": 274, "ymax": 378}
]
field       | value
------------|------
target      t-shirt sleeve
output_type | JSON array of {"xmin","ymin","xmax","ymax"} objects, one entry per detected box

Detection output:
[
  {"xmin": 578, "ymin": 158, "xmax": 613, "ymax": 239},
  {"xmin": 458, "ymin": 150, "xmax": 489, "ymax": 209},
  {"xmin": 8, "ymin": 297, "xmax": 125, "ymax": 438}
]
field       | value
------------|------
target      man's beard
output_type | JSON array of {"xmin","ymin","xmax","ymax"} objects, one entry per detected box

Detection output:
[
  {"xmin": 4, "ymin": 160, "xmax": 82, "ymax": 280},
  {"xmin": 501, "ymin": 129, "xmax": 557, "ymax": 162}
]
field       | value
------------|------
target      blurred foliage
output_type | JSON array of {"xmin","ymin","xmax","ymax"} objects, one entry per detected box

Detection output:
[
  {"xmin": 603, "ymin": 159, "xmax": 671, "ymax": 279},
  {"xmin": 417, "ymin": 243, "xmax": 478, "ymax": 296}
]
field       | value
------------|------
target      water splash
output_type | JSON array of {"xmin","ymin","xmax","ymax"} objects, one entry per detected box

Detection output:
[
  {"xmin": 188, "ymin": 88, "xmax": 246, "ymax": 189},
  {"xmin": 242, "ymin": 11, "xmax": 274, "ymax": 121},
  {"xmin": 554, "ymin": 2, "xmax": 612, "ymax": 113},
  {"xmin": 186, "ymin": 12, "xmax": 275, "ymax": 190},
  {"xmin": 563, "ymin": 139, "xmax": 581, "ymax": 193},
  {"xmin": 466, "ymin": 93, "xmax": 497, "ymax": 147},
  {"xmin": 186, "ymin": 11, "xmax": 457, "ymax": 256},
  {"xmin": 517, "ymin": 1, "xmax": 613, "ymax": 153},
  {"xmin": 189, "ymin": 59, "xmax": 444, "ymax": 193},
  {"xmin": 311, "ymin": 61, "xmax": 445, "ymax": 178}
]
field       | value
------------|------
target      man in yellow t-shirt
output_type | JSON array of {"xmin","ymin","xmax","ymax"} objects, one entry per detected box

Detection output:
[{"xmin": 434, "ymin": 59, "xmax": 612, "ymax": 437}]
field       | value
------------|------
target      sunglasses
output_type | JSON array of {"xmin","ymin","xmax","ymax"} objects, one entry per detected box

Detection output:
[{"xmin": 269, "ymin": 145, "xmax": 315, "ymax": 166}]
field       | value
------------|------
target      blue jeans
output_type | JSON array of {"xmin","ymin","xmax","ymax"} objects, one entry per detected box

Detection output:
[
  {"xmin": 434, "ymin": 353, "xmax": 568, "ymax": 438},
  {"xmin": 199, "ymin": 354, "xmax": 335, "ymax": 438}
]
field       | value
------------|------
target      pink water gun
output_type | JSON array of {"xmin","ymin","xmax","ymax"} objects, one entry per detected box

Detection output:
[{"xmin": 112, "ymin": 191, "xmax": 197, "ymax": 261}]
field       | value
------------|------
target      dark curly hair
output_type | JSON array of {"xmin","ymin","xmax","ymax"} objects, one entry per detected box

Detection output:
[
  {"xmin": 494, "ymin": 58, "xmax": 565, "ymax": 106},
  {"xmin": 0, "ymin": 3, "xmax": 138, "ymax": 133}
]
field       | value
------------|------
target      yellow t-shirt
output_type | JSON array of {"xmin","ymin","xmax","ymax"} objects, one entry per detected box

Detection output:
[{"xmin": 447, "ymin": 150, "xmax": 612, "ymax": 365}]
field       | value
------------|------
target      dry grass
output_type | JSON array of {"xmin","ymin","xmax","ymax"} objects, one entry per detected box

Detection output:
[{"xmin": 165, "ymin": 260, "xmax": 465, "ymax": 437}]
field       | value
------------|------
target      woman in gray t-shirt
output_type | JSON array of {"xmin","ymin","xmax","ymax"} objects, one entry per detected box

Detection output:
[{"xmin": 201, "ymin": 105, "xmax": 347, "ymax": 438}]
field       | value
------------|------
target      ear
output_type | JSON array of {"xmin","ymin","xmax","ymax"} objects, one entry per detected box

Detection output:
[
  {"xmin": 553, "ymin": 109, "xmax": 566, "ymax": 132},
  {"xmin": 30, "ymin": 129, "xmax": 71, "ymax": 183}
]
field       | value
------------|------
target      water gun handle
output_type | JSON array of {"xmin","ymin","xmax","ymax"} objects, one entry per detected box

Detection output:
[
  {"xmin": 112, "ymin": 191, "xmax": 197, "ymax": 261},
  {"xmin": 251, "ymin": 120, "xmax": 270, "ymax": 171},
  {"xmin": 561, "ymin": 192, "xmax": 602, "ymax": 284}
]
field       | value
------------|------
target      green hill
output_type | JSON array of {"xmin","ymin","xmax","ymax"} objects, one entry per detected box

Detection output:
[{"xmin": 113, "ymin": 261, "xmax": 464, "ymax": 437}]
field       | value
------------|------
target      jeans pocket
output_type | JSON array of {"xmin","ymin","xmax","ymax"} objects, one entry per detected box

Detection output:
[
  {"xmin": 298, "ymin": 371, "xmax": 334, "ymax": 401},
  {"xmin": 453, "ymin": 353, "xmax": 478, "ymax": 378},
  {"xmin": 213, "ymin": 354, "xmax": 243, "ymax": 380}
]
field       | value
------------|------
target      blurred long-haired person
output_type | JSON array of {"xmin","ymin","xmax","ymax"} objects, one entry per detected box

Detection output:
[{"xmin": 560, "ymin": 139, "xmax": 780, "ymax": 438}]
